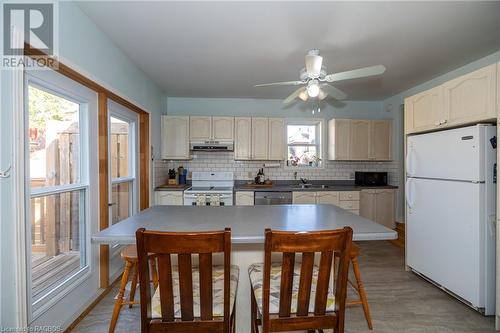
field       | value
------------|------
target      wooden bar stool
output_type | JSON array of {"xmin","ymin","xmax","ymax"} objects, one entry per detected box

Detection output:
[
  {"xmin": 248, "ymin": 227, "xmax": 353, "ymax": 333},
  {"xmin": 108, "ymin": 245, "xmax": 159, "ymax": 333},
  {"xmin": 336, "ymin": 243, "xmax": 373, "ymax": 330}
]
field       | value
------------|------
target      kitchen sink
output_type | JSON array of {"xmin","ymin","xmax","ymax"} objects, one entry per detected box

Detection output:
[{"xmin": 289, "ymin": 184, "xmax": 330, "ymax": 189}]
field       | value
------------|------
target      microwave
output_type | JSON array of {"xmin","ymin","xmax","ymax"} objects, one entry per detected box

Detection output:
[{"xmin": 355, "ymin": 172, "xmax": 388, "ymax": 186}]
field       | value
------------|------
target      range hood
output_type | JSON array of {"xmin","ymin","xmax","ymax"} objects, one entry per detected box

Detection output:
[{"xmin": 190, "ymin": 141, "xmax": 234, "ymax": 152}]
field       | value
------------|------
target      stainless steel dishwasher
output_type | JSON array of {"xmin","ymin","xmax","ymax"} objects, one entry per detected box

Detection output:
[{"xmin": 254, "ymin": 191, "xmax": 292, "ymax": 205}]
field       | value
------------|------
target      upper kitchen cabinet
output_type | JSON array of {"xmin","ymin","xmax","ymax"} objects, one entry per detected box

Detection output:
[
  {"xmin": 405, "ymin": 63, "xmax": 498, "ymax": 135},
  {"xmin": 404, "ymin": 86, "xmax": 444, "ymax": 134},
  {"xmin": 369, "ymin": 120, "xmax": 392, "ymax": 160},
  {"xmin": 328, "ymin": 119, "xmax": 350, "ymax": 160},
  {"xmin": 497, "ymin": 62, "xmax": 500, "ymax": 114},
  {"xmin": 189, "ymin": 116, "xmax": 211, "ymax": 140},
  {"xmin": 443, "ymin": 64, "xmax": 497, "ymax": 126},
  {"xmin": 350, "ymin": 120, "xmax": 370, "ymax": 160},
  {"xmin": 234, "ymin": 117, "xmax": 252, "ymax": 160},
  {"xmin": 189, "ymin": 116, "xmax": 234, "ymax": 141},
  {"xmin": 328, "ymin": 119, "xmax": 392, "ymax": 161},
  {"xmin": 251, "ymin": 117, "xmax": 269, "ymax": 160},
  {"xmin": 161, "ymin": 116, "xmax": 190, "ymax": 160},
  {"xmin": 212, "ymin": 117, "xmax": 234, "ymax": 140},
  {"xmin": 268, "ymin": 118, "xmax": 285, "ymax": 160}
]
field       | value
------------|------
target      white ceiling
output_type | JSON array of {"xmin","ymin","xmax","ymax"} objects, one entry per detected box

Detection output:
[{"xmin": 77, "ymin": 1, "xmax": 500, "ymax": 100}]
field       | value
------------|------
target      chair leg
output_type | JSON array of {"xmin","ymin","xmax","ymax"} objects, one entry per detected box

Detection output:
[
  {"xmin": 109, "ymin": 260, "xmax": 132, "ymax": 333},
  {"xmin": 351, "ymin": 256, "xmax": 373, "ymax": 330},
  {"xmin": 251, "ymin": 288, "xmax": 258, "ymax": 333},
  {"xmin": 128, "ymin": 263, "xmax": 138, "ymax": 308}
]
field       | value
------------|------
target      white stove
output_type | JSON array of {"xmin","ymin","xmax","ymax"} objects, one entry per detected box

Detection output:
[{"xmin": 184, "ymin": 172, "xmax": 234, "ymax": 206}]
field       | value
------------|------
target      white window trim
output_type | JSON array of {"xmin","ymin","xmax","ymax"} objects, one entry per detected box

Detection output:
[
  {"xmin": 285, "ymin": 118, "xmax": 325, "ymax": 170},
  {"xmin": 107, "ymin": 101, "xmax": 139, "ymax": 257},
  {"xmin": 25, "ymin": 69, "xmax": 98, "ymax": 321}
]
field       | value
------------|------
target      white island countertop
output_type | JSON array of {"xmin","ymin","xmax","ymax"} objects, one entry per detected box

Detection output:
[{"xmin": 92, "ymin": 205, "xmax": 397, "ymax": 244}]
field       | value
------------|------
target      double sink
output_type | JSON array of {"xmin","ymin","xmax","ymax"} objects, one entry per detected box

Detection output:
[{"xmin": 289, "ymin": 184, "xmax": 330, "ymax": 189}]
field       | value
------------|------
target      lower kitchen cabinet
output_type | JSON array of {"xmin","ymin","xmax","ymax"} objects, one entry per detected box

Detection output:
[
  {"xmin": 235, "ymin": 191, "xmax": 254, "ymax": 206},
  {"xmin": 293, "ymin": 191, "xmax": 359, "ymax": 215},
  {"xmin": 360, "ymin": 189, "xmax": 395, "ymax": 228},
  {"xmin": 292, "ymin": 192, "xmax": 317, "ymax": 204},
  {"xmin": 155, "ymin": 190, "xmax": 184, "ymax": 206},
  {"xmin": 315, "ymin": 191, "xmax": 340, "ymax": 205}
]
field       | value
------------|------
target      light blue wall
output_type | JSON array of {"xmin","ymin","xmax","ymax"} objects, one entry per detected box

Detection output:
[
  {"xmin": 166, "ymin": 97, "xmax": 400, "ymax": 159},
  {"xmin": 0, "ymin": 1, "xmax": 164, "ymax": 328},
  {"xmin": 382, "ymin": 49, "xmax": 500, "ymax": 222}
]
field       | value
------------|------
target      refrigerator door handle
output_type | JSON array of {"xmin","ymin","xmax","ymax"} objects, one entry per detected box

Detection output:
[
  {"xmin": 406, "ymin": 145, "xmax": 415, "ymax": 176},
  {"xmin": 405, "ymin": 178, "xmax": 414, "ymax": 210}
]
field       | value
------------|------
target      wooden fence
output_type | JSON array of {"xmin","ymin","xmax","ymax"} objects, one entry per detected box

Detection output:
[{"xmin": 31, "ymin": 123, "xmax": 128, "ymax": 257}]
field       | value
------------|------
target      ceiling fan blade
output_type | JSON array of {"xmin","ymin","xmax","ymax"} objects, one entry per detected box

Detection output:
[
  {"xmin": 321, "ymin": 84, "xmax": 347, "ymax": 100},
  {"xmin": 283, "ymin": 87, "xmax": 306, "ymax": 105},
  {"xmin": 325, "ymin": 65, "xmax": 386, "ymax": 82},
  {"xmin": 305, "ymin": 54, "xmax": 323, "ymax": 77},
  {"xmin": 254, "ymin": 80, "xmax": 305, "ymax": 87}
]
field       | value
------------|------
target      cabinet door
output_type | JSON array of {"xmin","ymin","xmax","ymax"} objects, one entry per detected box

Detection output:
[
  {"xmin": 189, "ymin": 116, "xmax": 211, "ymax": 141},
  {"xmin": 443, "ymin": 64, "xmax": 497, "ymax": 126},
  {"xmin": 497, "ymin": 62, "xmax": 500, "ymax": 115},
  {"xmin": 212, "ymin": 117, "xmax": 234, "ymax": 141},
  {"xmin": 369, "ymin": 120, "xmax": 392, "ymax": 160},
  {"xmin": 161, "ymin": 116, "xmax": 190, "ymax": 159},
  {"xmin": 156, "ymin": 191, "xmax": 183, "ymax": 206},
  {"xmin": 234, "ymin": 117, "xmax": 252, "ymax": 160},
  {"xmin": 404, "ymin": 86, "xmax": 444, "ymax": 134},
  {"xmin": 328, "ymin": 119, "xmax": 350, "ymax": 160},
  {"xmin": 235, "ymin": 191, "xmax": 254, "ymax": 206},
  {"xmin": 360, "ymin": 190, "xmax": 376, "ymax": 221},
  {"xmin": 375, "ymin": 189, "xmax": 395, "ymax": 229},
  {"xmin": 292, "ymin": 192, "xmax": 316, "ymax": 204},
  {"xmin": 350, "ymin": 120, "xmax": 370, "ymax": 160},
  {"xmin": 251, "ymin": 117, "xmax": 269, "ymax": 160},
  {"xmin": 316, "ymin": 191, "xmax": 339, "ymax": 205},
  {"xmin": 268, "ymin": 118, "xmax": 285, "ymax": 160}
]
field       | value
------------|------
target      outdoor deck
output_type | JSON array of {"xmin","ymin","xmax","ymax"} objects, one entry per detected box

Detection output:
[{"xmin": 32, "ymin": 251, "xmax": 81, "ymax": 300}]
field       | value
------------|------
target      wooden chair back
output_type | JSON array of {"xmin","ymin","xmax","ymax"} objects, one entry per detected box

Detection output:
[
  {"xmin": 261, "ymin": 227, "xmax": 353, "ymax": 333},
  {"xmin": 136, "ymin": 227, "xmax": 232, "ymax": 333}
]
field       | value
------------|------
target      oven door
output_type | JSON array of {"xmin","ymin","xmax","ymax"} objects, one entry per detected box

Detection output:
[{"xmin": 183, "ymin": 193, "xmax": 234, "ymax": 206}]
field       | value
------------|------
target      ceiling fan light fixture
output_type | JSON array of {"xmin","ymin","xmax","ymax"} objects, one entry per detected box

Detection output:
[
  {"xmin": 318, "ymin": 89, "xmax": 327, "ymax": 100},
  {"xmin": 307, "ymin": 81, "xmax": 320, "ymax": 98}
]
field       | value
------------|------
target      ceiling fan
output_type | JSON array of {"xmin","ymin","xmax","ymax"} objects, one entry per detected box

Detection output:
[{"xmin": 254, "ymin": 49, "xmax": 386, "ymax": 105}]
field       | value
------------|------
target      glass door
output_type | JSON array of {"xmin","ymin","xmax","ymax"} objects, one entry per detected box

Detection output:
[{"xmin": 107, "ymin": 101, "xmax": 138, "ymax": 267}]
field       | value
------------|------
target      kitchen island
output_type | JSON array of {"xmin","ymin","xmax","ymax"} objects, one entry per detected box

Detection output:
[{"xmin": 92, "ymin": 204, "xmax": 397, "ymax": 332}]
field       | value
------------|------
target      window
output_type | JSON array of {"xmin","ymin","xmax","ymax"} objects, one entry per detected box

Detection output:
[
  {"xmin": 108, "ymin": 102, "xmax": 138, "ymax": 226},
  {"xmin": 26, "ymin": 70, "xmax": 97, "ymax": 315},
  {"xmin": 286, "ymin": 120, "xmax": 323, "ymax": 167}
]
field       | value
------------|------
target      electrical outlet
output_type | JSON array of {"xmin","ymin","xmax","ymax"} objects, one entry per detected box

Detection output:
[
  {"xmin": 349, "ymin": 172, "xmax": 355, "ymax": 179},
  {"xmin": 247, "ymin": 172, "xmax": 252, "ymax": 178}
]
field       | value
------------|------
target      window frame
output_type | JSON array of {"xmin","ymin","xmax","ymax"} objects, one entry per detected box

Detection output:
[
  {"xmin": 107, "ymin": 101, "xmax": 139, "ymax": 256},
  {"xmin": 285, "ymin": 118, "xmax": 325, "ymax": 169},
  {"xmin": 25, "ymin": 70, "xmax": 96, "ymax": 319}
]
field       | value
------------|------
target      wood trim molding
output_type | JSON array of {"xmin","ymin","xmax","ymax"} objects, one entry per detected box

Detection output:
[
  {"xmin": 25, "ymin": 46, "xmax": 151, "ymax": 288},
  {"xmin": 98, "ymin": 92, "xmax": 110, "ymax": 288},
  {"xmin": 139, "ymin": 113, "xmax": 150, "ymax": 210}
]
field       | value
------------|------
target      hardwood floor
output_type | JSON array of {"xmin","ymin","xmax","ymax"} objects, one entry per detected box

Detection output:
[{"xmin": 70, "ymin": 241, "xmax": 495, "ymax": 333}]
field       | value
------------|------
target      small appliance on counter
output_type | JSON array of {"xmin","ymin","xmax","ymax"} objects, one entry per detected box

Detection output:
[
  {"xmin": 354, "ymin": 171, "xmax": 388, "ymax": 186},
  {"xmin": 178, "ymin": 166, "xmax": 187, "ymax": 184}
]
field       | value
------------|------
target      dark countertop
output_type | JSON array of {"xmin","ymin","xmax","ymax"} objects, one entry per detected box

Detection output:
[
  {"xmin": 235, "ymin": 180, "xmax": 397, "ymax": 192},
  {"xmin": 154, "ymin": 184, "xmax": 191, "ymax": 191}
]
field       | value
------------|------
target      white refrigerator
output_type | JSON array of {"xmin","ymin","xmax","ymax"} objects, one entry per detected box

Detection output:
[{"xmin": 406, "ymin": 124, "xmax": 496, "ymax": 315}]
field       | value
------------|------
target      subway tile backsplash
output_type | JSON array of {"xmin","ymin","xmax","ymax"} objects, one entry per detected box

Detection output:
[{"xmin": 154, "ymin": 152, "xmax": 400, "ymax": 188}]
